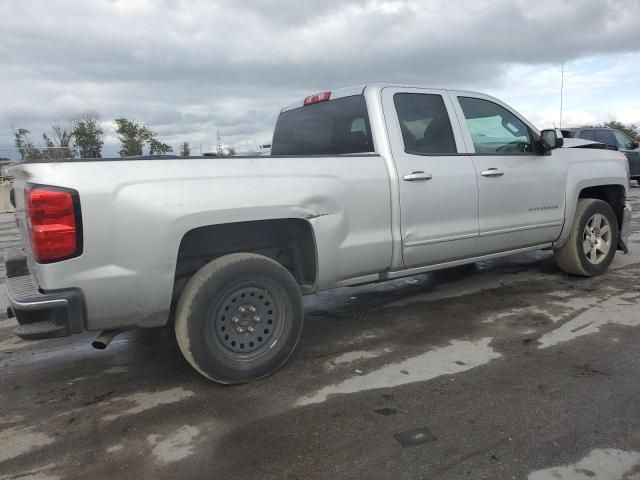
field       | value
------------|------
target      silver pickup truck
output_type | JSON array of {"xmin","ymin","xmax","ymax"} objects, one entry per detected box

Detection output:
[{"xmin": 5, "ymin": 84, "xmax": 632, "ymax": 384}]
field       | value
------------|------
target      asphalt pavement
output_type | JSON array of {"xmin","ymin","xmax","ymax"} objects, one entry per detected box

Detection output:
[{"xmin": 1, "ymin": 187, "xmax": 640, "ymax": 480}]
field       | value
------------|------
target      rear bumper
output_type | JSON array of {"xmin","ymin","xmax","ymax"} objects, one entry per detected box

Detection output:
[
  {"xmin": 4, "ymin": 248, "xmax": 84, "ymax": 340},
  {"xmin": 619, "ymin": 202, "xmax": 632, "ymax": 254}
]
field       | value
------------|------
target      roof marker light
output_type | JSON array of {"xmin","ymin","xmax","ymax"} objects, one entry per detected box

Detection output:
[{"xmin": 303, "ymin": 91, "xmax": 331, "ymax": 106}]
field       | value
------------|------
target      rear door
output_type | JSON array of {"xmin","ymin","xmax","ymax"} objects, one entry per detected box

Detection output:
[
  {"xmin": 450, "ymin": 92, "xmax": 566, "ymax": 254},
  {"xmin": 381, "ymin": 87, "xmax": 479, "ymax": 267}
]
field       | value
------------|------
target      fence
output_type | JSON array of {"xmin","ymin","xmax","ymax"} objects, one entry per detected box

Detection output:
[{"xmin": 0, "ymin": 146, "xmax": 76, "ymax": 163}]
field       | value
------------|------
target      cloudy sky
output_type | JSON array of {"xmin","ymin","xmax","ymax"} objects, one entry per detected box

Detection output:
[{"xmin": 1, "ymin": 0, "xmax": 639, "ymax": 157}]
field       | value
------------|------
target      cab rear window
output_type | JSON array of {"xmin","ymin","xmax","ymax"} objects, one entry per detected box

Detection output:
[{"xmin": 271, "ymin": 95, "xmax": 374, "ymax": 155}]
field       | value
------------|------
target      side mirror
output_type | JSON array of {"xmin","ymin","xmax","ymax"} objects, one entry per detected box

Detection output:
[
  {"xmin": 540, "ymin": 129, "xmax": 563, "ymax": 153},
  {"xmin": 632, "ymin": 140, "xmax": 639, "ymax": 150}
]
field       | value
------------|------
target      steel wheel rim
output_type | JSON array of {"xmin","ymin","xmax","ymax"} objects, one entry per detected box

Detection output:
[
  {"xmin": 209, "ymin": 281, "xmax": 284, "ymax": 361},
  {"xmin": 582, "ymin": 213, "xmax": 612, "ymax": 265}
]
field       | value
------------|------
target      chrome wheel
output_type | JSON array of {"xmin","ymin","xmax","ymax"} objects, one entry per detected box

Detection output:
[{"xmin": 582, "ymin": 213, "xmax": 612, "ymax": 265}]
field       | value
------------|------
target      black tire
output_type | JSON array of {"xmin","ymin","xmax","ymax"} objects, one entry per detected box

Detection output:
[
  {"xmin": 175, "ymin": 253, "xmax": 303, "ymax": 384},
  {"xmin": 554, "ymin": 199, "xmax": 618, "ymax": 276}
]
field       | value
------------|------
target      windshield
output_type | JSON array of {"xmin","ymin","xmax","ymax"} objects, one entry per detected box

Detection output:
[{"xmin": 271, "ymin": 95, "xmax": 374, "ymax": 155}]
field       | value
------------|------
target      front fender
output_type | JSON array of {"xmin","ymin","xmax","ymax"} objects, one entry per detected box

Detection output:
[{"xmin": 554, "ymin": 157, "xmax": 629, "ymax": 249}]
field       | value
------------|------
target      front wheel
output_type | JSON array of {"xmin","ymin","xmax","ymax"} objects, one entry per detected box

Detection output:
[
  {"xmin": 554, "ymin": 198, "xmax": 618, "ymax": 276},
  {"xmin": 175, "ymin": 253, "xmax": 304, "ymax": 384}
]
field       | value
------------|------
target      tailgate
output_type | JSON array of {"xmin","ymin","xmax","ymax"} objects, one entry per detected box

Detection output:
[
  {"xmin": 8, "ymin": 178, "xmax": 38, "ymax": 276},
  {"xmin": 9, "ymin": 178, "xmax": 31, "ymax": 250}
]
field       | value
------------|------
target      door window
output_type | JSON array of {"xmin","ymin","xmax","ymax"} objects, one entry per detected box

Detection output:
[
  {"xmin": 579, "ymin": 130, "xmax": 596, "ymax": 141},
  {"xmin": 458, "ymin": 97, "xmax": 533, "ymax": 154},
  {"xmin": 613, "ymin": 130, "xmax": 634, "ymax": 150},
  {"xmin": 393, "ymin": 94, "xmax": 457, "ymax": 155},
  {"xmin": 594, "ymin": 130, "xmax": 616, "ymax": 147}
]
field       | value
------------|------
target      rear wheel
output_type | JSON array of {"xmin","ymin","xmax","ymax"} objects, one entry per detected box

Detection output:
[
  {"xmin": 554, "ymin": 199, "xmax": 618, "ymax": 276},
  {"xmin": 175, "ymin": 253, "xmax": 304, "ymax": 384}
]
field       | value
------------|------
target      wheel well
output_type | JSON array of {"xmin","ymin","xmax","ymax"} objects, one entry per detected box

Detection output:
[
  {"xmin": 578, "ymin": 184, "xmax": 625, "ymax": 228},
  {"xmin": 174, "ymin": 219, "xmax": 317, "ymax": 298}
]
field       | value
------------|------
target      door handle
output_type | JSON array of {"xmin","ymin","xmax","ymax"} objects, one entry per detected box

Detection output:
[
  {"xmin": 403, "ymin": 171, "xmax": 433, "ymax": 181},
  {"xmin": 480, "ymin": 168, "xmax": 504, "ymax": 177}
]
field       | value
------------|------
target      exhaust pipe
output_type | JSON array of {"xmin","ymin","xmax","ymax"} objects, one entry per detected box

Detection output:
[{"xmin": 92, "ymin": 329, "xmax": 122, "ymax": 350}]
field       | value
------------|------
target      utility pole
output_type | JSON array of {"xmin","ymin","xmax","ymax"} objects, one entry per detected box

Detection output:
[
  {"xmin": 216, "ymin": 130, "xmax": 224, "ymax": 156},
  {"xmin": 559, "ymin": 62, "xmax": 564, "ymax": 130}
]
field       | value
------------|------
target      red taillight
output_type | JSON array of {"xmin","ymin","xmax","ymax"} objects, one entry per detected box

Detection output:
[
  {"xmin": 25, "ymin": 185, "xmax": 80, "ymax": 262},
  {"xmin": 303, "ymin": 91, "xmax": 331, "ymax": 106}
]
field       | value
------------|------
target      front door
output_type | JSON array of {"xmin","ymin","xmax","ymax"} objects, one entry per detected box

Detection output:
[
  {"xmin": 450, "ymin": 93, "xmax": 566, "ymax": 254},
  {"xmin": 381, "ymin": 87, "xmax": 479, "ymax": 267}
]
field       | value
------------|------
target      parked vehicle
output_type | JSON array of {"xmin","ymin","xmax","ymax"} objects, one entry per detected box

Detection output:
[
  {"xmin": 4, "ymin": 84, "xmax": 632, "ymax": 383},
  {"xmin": 562, "ymin": 127, "xmax": 640, "ymax": 184}
]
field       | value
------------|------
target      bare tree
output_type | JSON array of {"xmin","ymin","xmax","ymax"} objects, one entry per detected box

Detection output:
[{"xmin": 43, "ymin": 121, "xmax": 74, "ymax": 159}]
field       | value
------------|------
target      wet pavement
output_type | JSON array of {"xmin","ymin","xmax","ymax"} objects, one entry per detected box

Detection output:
[{"xmin": 1, "ymin": 187, "xmax": 640, "ymax": 480}]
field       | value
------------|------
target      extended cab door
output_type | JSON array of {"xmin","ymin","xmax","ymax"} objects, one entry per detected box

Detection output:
[
  {"xmin": 449, "ymin": 92, "xmax": 566, "ymax": 254},
  {"xmin": 381, "ymin": 87, "xmax": 479, "ymax": 267}
]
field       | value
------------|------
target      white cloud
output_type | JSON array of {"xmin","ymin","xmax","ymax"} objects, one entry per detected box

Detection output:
[
  {"xmin": 614, "ymin": 109, "xmax": 640, "ymax": 125},
  {"xmin": 492, "ymin": 52, "xmax": 640, "ymax": 129},
  {"xmin": 1, "ymin": 0, "xmax": 639, "ymax": 156}
]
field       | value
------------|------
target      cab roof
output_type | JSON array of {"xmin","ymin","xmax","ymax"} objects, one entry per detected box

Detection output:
[{"xmin": 280, "ymin": 83, "xmax": 486, "ymax": 113}]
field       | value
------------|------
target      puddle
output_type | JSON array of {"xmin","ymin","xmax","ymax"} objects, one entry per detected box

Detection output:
[
  {"xmin": 0, "ymin": 463, "xmax": 60, "ymax": 480},
  {"xmin": 106, "ymin": 444, "xmax": 124, "ymax": 453},
  {"xmin": 102, "ymin": 387, "xmax": 195, "ymax": 421},
  {"xmin": 538, "ymin": 294, "xmax": 640, "ymax": 349},
  {"xmin": 0, "ymin": 336, "xmax": 35, "ymax": 352},
  {"xmin": 147, "ymin": 425, "xmax": 200, "ymax": 463},
  {"xmin": 611, "ymin": 248, "xmax": 640, "ymax": 270},
  {"xmin": 384, "ymin": 259, "xmax": 551, "ymax": 309},
  {"xmin": 548, "ymin": 291, "xmax": 575, "ymax": 298},
  {"xmin": 1, "ymin": 472, "xmax": 60, "ymax": 480},
  {"xmin": 0, "ymin": 414, "xmax": 25, "ymax": 426},
  {"xmin": 549, "ymin": 296, "xmax": 600, "ymax": 313},
  {"xmin": 0, "ymin": 426, "xmax": 54, "ymax": 463},
  {"xmin": 298, "ymin": 338, "xmax": 500, "ymax": 406},
  {"xmin": 0, "ymin": 318, "xmax": 18, "ymax": 330},
  {"xmin": 528, "ymin": 448, "xmax": 640, "ymax": 479},
  {"xmin": 484, "ymin": 306, "xmax": 564, "ymax": 324},
  {"xmin": 326, "ymin": 348, "xmax": 393, "ymax": 370},
  {"xmin": 103, "ymin": 366, "xmax": 130, "ymax": 375},
  {"xmin": 484, "ymin": 295, "xmax": 600, "ymax": 326}
]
